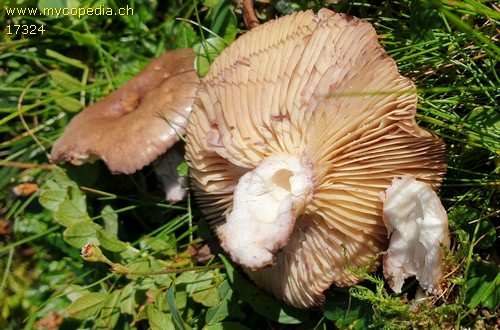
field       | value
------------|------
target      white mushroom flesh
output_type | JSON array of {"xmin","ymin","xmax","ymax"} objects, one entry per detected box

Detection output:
[
  {"xmin": 380, "ymin": 176, "xmax": 450, "ymax": 294},
  {"xmin": 217, "ymin": 154, "xmax": 313, "ymax": 269}
]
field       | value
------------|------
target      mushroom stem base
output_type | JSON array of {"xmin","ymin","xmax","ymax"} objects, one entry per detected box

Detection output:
[
  {"xmin": 218, "ymin": 154, "xmax": 313, "ymax": 269},
  {"xmin": 381, "ymin": 176, "xmax": 450, "ymax": 294}
]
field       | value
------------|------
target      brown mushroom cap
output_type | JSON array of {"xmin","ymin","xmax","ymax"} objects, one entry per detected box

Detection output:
[
  {"xmin": 185, "ymin": 9, "xmax": 447, "ymax": 308},
  {"xmin": 51, "ymin": 48, "xmax": 200, "ymax": 174}
]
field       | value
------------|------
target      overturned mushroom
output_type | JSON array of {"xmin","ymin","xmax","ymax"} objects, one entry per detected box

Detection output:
[
  {"xmin": 380, "ymin": 176, "xmax": 450, "ymax": 294},
  {"xmin": 185, "ymin": 9, "xmax": 447, "ymax": 308},
  {"xmin": 51, "ymin": 48, "xmax": 200, "ymax": 200}
]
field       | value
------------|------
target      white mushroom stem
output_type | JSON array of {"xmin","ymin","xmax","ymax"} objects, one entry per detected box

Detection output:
[
  {"xmin": 380, "ymin": 176, "xmax": 450, "ymax": 294},
  {"xmin": 153, "ymin": 146, "xmax": 189, "ymax": 203},
  {"xmin": 218, "ymin": 154, "xmax": 313, "ymax": 270}
]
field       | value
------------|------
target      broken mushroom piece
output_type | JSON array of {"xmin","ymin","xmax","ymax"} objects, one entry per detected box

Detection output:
[
  {"xmin": 51, "ymin": 48, "xmax": 200, "ymax": 177},
  {"xmin": 380, "ymin": 176, "xmax": 450, "ymax": 295},
  {"xmin": 185, "ymin": 9, "xmax": 447, "ymax": 308}
]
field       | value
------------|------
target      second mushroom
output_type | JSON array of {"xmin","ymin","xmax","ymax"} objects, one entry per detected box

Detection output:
[
  {"xmin": 185, "ymin": 9, "xmax": 447, "ymax": 308},
  {"xmin": 51, "ymin": 49, "xmax": 200, "ymax": 202}
]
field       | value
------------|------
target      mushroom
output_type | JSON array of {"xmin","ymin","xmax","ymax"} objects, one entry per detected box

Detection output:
[
  {"xmin": 153, "ymin": 143, "xmax": 190, "ymax": 202},
  {"xmin": 51, "ymin": 48, "xmax": 200, "ymax": 200},
  {"xmin": 185, "ymin": 9, "xmax": 447, "ymax": 308},
  {"xmin": 380, "ymin": 176, "xmax": 450, "ymax": 294}
]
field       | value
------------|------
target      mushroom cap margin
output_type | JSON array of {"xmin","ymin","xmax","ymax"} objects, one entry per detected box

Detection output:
[{"xmin": 51, "ymin": 48, "xmax": 201, "ymax": 174}]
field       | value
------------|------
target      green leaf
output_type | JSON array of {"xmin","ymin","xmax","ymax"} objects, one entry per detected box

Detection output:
[
  {"xmin": 49, "ymin": 70, "xmax": 82, "ymax": 91},
  {"xmin": 51, "ymin": 167, "xmax": 79, "ymax": 188},
  {"xmin": 220, "ymin": 255, "xmax": 310, "ymax": 324},
  {"xmin": 134, "ymin": 303, "xmax": 149, "ymax": 323},
  {"xmin": 98, "ymin": 290, "xmax": 121, "ymax": 329},
  {"xmin": 63, "ymin": 284, "xmax": 90, "ymax": 303},
  {"xmin": 206, "ymin": 300, "xmax": 229, "ymax": 325},
  {"xmin": 63, "ymin": 221, "xmax": 98, "ymax": 248},
  {"xmin": 146, "ymin": 305, "xmax": 175, "ymax": 330},
  {"xmin": 207, "ymin": 0, "xmax": 237, "ymax": 42},
  {"xmin": 143, "ymin": 236, "xmax": 174, "ymax": 253},
  {"xmin": 127, "ymin": 260, "xmax": 153, "ymax": 275},
  {"xmin": 175, "ymin": 271, "xmax": 198, "ymax": 285},
  {"xmin": 194, "ymin": 38, "xmax": 227, "ymax": 77},
  {"xmin": 465, "ymin": 261, "xmax": 500, "ymax": 311},
  {"xmin": 98, "ymin": 205, "xmax": 126, "ymax": 252},
  {"xmin": 55, "ymin": 95, "xmax": 83, "ymax": 112},
  {"xmin": 205, "ymin": 282, "xmax": 235, "ymax": 326},
  {"xmin": 193, "ymin": 287, "xmax": 219, "ymax": 307},
  {"xmin": 101, "ymin": 205, "xmax": 118, "ymax": 234},
  {"xmin": 135, "ymin": 0, "xmax": 157, "ymax": 24},
  {"xmin": 187, "ymin": 271, "xmax": 215, "ymax": 293},
  {"xmin": 174, "ymin": 289, "xmax": 188, "ymax": 314},
  {"xmin": 177, "ymin": 161, "xmax": 189, "ymax": 177},
  {"xmin": 119, "ymin": 284, "xmax": 136, "ymax": 315},
  {"xmin": 167, "ymin": 285, "xmax": 186, "ymax": 330},
  {"xmin": 66, "ymin": 292, "xmax": 107, "ymax": 320},
  {"xmin": 448, "ymin": 206, "xmax": 496, "ymax": 249},
  {"xmin": 217, "ymin": 280, "xmax": 232, "ymax": 300},
  {"xmin": 174, "ymin": 21, "xmax": 199, "ymax": 49},
  {"xmin": 324, "ymin": 290, "xmax": 373, "ymax": 329},
  {"xmin": 39, "ymin": 184, "xmax": 67, "ymax": 211},
  {"xmin": 96, "ymin": 227, "xmax": 127, "ymax": 252},
  {"xmin": 410, "ymin": 0, "xmax": 441, "ymax": 43},
  {"xmin": 53, "ymin": 187, "xmax": 89, "ymax": 227},
  {"xmin": 189, "ymin": 271, "xmax": 219, "ymax": 307},
  {"xmin": 203, "ymin": 0, "xmax": 220, "ymax": 9}
]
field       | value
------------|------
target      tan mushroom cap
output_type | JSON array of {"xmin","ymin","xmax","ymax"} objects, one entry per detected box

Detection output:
[
  {"xmin": 185, "ymin": 9, "xmax": 447, "ymax": 308},
  {"xmin": 51, "ymin": 48, "xmax": 200, "ymax": 174}
]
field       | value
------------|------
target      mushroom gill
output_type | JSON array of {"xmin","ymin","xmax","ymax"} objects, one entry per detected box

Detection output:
[{"xmin": 185, "ymin": 9, "xmax": 447, "ymax": 308}]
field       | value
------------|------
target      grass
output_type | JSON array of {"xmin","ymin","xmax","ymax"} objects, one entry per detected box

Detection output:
[{"xmin": 1, "ymin": 0, "xmax": 499, "ymax": 329}]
